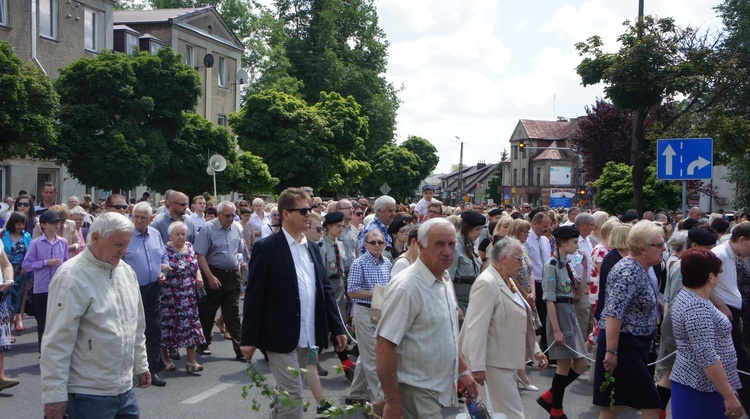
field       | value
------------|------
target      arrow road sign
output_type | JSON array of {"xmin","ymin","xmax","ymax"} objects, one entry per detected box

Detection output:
[{"xmin": 656, "ymin": 138, "xmax": 713, "ymax": 180}]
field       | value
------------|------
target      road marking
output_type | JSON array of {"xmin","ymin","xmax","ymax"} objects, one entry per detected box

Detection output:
[{"xmin": 181, "ymin": 383, "xmax": 234, "ymax": 404}]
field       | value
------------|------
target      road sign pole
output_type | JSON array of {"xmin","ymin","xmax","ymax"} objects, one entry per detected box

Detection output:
[{"xmin": 682, "ymin": 181, "xmax": 687, "ymax": 219}]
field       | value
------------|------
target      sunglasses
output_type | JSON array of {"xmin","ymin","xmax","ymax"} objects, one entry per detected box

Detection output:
[
  {"xmin": 366, "ymin": 240, "xmax": 385, "ymax": 245},
  {"xmin": 173, "ymin": 202, "xmax": 188, "ymax": 207},
  {"xmin": 648, "ymin": 241, "xmax": 667, "ymax": 248},
  {"xmin": 271, "ymin": 213, "xmax": 280, "ymax": 217},
  {"xmin": 17, "ymin": 202, "xmax": 30, "ymax": 207},
  {"xmin": 313, "ymin": 226, "xmax": 325, "ymax": 233},
  {"xmin": 288, "ymin": 207, "xmax": 313, "ymax": 216},
  {"xmin": 220, "ymin": 213, "xmax": 235, "ymax": 218},
  {"xmin": 110, "ymin": 205, "xmax": 128, "ymax": 210},
  {"xmin": 355, "ymin": 212, "xmax": 363, "ymax": 216}
]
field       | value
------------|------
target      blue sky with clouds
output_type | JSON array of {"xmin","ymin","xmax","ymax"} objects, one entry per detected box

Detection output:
[{"xmin": 373, "ymin": 0, "xmax": 724, "ymax": 172}]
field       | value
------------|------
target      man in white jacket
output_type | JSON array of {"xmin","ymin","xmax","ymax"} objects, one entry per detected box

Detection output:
[{"xmin": 41, "ymin": 212, "xmax": 150, "ymax": 419}]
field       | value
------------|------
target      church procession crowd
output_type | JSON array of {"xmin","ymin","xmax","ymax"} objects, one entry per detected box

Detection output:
[{"xmin": 1, "ymin": 182, "xmax": 750, "ymax": 418}]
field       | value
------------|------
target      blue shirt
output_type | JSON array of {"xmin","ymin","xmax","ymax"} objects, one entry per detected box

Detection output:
[
  {"xmin": 347, "ymin": 251, "xmax": 391, "ymax": 305},
  {"xmin": 150, "ymin": 212, "xmax": 196, "ymax": 245},
  {"xmin": 123, "ymin": 227, "xmax": 167, "ymax": 287},
  {"xmin": 193, "ymin": 219, "xmax": 244, "ymax": 270},
  {"xmin": 358, "ymin": 217, "xmax": 391, "ymax": 255}
]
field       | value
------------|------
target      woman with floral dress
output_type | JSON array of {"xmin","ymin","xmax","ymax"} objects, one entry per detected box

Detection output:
[
  {"xmin": 2, "ymin": 213, "xmax": 32, "ymax": 334},
  {"xmin": 160, "ymin": 222, "xmax": 206, "ymax": 373},
  {"xmin": 0, "ymin": 242, "xmax": 19, "ymax": 391}
]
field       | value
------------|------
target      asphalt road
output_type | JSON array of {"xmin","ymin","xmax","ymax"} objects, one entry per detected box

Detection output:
[{"xmin": 3, "ymin": 313, "xmax": 666, "ymax": 418}]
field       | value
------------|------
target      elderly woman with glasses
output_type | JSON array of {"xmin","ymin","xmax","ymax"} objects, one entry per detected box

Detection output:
[
  {"xmin": 593, "ymin": 221, "xmax": 665, "ymax": 419},
  {"xmin": 460, "ymin": 237, "xmax": 548, "ymax": 418},
  {"xmin": 261, "ymin": 206, "xmax": 281, "ymax": 238},
  {"xmin": 346, "ymin": 229, "xmax": 391, "ymax": 405},
  {"xmin": 249, "ymin": 198, "xmax": 270, "ymax": 239}
]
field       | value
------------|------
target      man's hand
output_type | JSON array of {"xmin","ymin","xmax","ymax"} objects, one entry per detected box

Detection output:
[
  {"xmin": 334, "ymin": 334, "xmax": 347, "ymax": 352},
  {"xmin": 240, "ymin": 345, "xmax": 256, "ymax": 362},
  {"xmin": 160, "ymin": 264, "xmax": 171, "ymax": 273},
  {"xmin": 459, "ymin": 372, "xmax": 479, "ymax": 401},
  {"xmin": 209, "ymin": 276, "xmax": 222, "ymax": 290},
  {"xmin": 157, "ymin": 273, "xmax": 166, "ymax": 285},
  {"xmin": 47, "ymin": 258, "xmax": 62, "ymax": 267},
  {"xmin": 457, "ymin": 306, "xmax": 464, "ymax": 322},
  {"xmin": 382, "ymin": 400, "xmax": 404, "ymax": 419},
  {"xmin": 137, "ymin": 371, "xmax": 151, "ymax": 388},
  {"xmin": 43, "ymin": 402, "xmax": 67, "ymax": 419},
  {"xmin": 471, "ymin": 371, "xmax": 485, "ymax": 386}
]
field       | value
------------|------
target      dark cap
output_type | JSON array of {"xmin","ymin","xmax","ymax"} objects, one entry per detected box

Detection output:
[
  {"xmin": 323, "ymin": 211, "xmax": 344, "ymax": 226},
  {"xmin": 619, "ymin": 210, "xmax": 639, "ymax": 223},
  {"xmin": 461, "ymin": 211, "xmax": 486, "ymax": 227},
  {"xmin": 421, "ymin": 184, "xmax": 435, "ymax": 192},
  {"xmin": 552, "ymin": 225, "xmax": 580, "ymax": 239},
  {"xmin": 488, "ymin": 208, "xmax": 503, "ymax": 217},
  {"xmin": 688, "ymin": 228, "xmax": 718, "ymax": 246},
  {"xmin": 387, "ymin": 216, "xmax": 409, "ymax": 235},
  {"xmin": 39, "ymin": 210, "xmax": 62, "ymax": 224},
  {"xmin": 683, "ymin": 218, "xmax": 700, "ymax": 230}
]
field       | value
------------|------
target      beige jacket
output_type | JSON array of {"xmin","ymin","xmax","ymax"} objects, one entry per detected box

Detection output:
[{"xmin": 459, "ymin": 265, "xmax": 540, "ymax": 371}]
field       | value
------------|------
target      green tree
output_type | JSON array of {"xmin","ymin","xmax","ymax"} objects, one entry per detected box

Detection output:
[
  {"xmin": 576, "ymin": 16, "xmax": 725, "ymax": 214},
  {"xmin": 0, "ymin": 41, "xmax": 59, "ymax": 160},
  {"xmin": 593, "ymin": 162, "xmax": 681, "ymax": 214},
  {"xmin": 226, "ymin": 151, "xmax": 279, "ymax": 196},
  {"xmin": 363, "ymin": 145, "xmax": 421, "ymax": 201},
  {"xmin": 401, "ymin": 135, "xmax": 439, "ymax": 181},
  {"xmin": 54, "ymin": 49, "xmax": 201, "ymax": 190},
  {"xmin": 487, "ymin": 163, "xmax": 504, "ymax": 204}
]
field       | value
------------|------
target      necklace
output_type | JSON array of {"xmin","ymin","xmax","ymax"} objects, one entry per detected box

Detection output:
[{"xmin": 497, "ymin": 269, "xmax": 517, "ymax": 293}]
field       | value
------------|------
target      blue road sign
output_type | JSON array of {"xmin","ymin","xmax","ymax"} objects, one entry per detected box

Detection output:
[{"xmin": 656, "ymin": 138, "xmax": 713, "ymax": 180}]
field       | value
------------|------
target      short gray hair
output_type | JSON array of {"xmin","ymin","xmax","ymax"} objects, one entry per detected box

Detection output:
[
  {"xmin": 365, "ymin": 229, "xmax": 384, "ymax": 242},
  {"xmin": 87, "ymin": 212, "xmax": 133, "ymax": 242},
  {"xmin": 167, "ymin": 221, "xmax": 187, "ymax": 236},
  {"xmin": 489, "ymin": 237, "xmax": 523, "ymax": 263},
  {"xmin": 132, "ymin": 201, "xmax": 153, "ymax": 216},
  {"xmin": 418, "ymin": 217, "xmax": 455, "ymax": 248},
  {"xmin": 574, "ymin": 212, "xmax": 595, "ymax": 228},
  {"xmin": 69, "ymin": 206, "xmax": 87, "ymax": 217},
  {"xmin": 217, "ymin": 200, "xmax": 236, "ymax": 214},
  {"xmin": 373, "ymin": 195, "xmax": 396, "ymax": 213}
]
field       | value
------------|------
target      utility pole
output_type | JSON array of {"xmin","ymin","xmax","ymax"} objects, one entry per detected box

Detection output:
[{"xmin": 456, "ymin": 136, "xmax": 464, "ymax": 206}]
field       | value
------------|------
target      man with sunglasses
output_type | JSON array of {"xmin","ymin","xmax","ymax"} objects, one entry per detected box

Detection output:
[
  {"xmin": 151, "ymin": 191, "xmax": 196, "ymax": 245},
  {"xmin": 195, "ymin": 201, "xmax": 245, "ymax": 361},
  {"xmin": 241, "ymin": 188, "xmax": 346, "ymax": 418}
]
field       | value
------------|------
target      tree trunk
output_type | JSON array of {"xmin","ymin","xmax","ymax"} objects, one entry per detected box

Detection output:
[{"xmin": 631, "ymin": 109, "xmax": 647, "ymax": 215}]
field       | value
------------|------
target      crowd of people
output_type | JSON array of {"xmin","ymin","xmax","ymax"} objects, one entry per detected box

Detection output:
[{"xmin": 1, "ymin": 181, "xmax": 750, "ymax": 419}]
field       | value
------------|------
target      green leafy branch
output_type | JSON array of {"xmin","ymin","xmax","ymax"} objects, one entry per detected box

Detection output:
[{"xmin": 599, "ymin": 371, "xmax": 616, "ymax": 410}]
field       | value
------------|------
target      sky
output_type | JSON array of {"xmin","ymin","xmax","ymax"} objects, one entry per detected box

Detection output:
[{"xmin": 372, "ymin": 0, "xmax": 725, "ymax": 173}]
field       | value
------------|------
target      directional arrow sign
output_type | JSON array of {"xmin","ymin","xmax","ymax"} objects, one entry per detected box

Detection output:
[{"xmin": 656, "ymin": 138, "xmax": 713, "ymax": 180}]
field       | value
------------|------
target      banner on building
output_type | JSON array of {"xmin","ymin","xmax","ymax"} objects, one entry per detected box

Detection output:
[
  {"xmin": 550, "ymin": 188, "xmax": 576, "ymax": 208},
  {"xmin": 549, "ymin": 167, "xmax": 572, "ymax": 186}
]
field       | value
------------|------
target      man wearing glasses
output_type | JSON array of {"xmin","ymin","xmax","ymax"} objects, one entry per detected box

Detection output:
[
  {"xmin": 241, "ymin": 188, "xmax": 346, "ymax": 418},
  {"xmin": 195, "ymin": 201, "xmax": 245, "ymax": 360},
  {"xmin": 151, "ymin": 191, "xmax": 196, "ymax": 245}
]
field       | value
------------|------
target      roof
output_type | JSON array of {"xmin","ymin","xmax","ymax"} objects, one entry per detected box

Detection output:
[
  {"xmin": 533, "ymin": 141, "xmax": 577, "ymax": 161},
  {"xmin": 519, "ymin": 119, "xmax": 578, "ymax": 140},
  {"xmin": 441, "ymin": 163, "xmax": 498, "ymax": 192},
  {"xmin": 113, "ymin": 7, "xmax": 212, "ymax": 24}
]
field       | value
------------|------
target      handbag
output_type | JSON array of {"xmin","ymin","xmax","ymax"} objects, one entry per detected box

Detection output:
[
  {"xmin": 370, "ymin": 284, "xmax": 386, "ymax": 325},
  {"xmin": 196, "ymin": 286, "xmax": 208, "ymax": 303}
]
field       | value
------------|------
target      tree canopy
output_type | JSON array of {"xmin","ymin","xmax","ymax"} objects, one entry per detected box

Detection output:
[
  {"xmin": 593, "ymin": 162, "xmax": 681, "ymax": 215},
  {"xmin": 54, "ymin": 49, "xmax": 201, "ymax": 191},
  {"xmin": 0, "ymin": 41, "xmax": 59, "ymax": 161}
]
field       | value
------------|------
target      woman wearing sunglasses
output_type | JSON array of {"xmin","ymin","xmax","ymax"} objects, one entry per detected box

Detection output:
[
  {"xmin": 104, "ymin": 194, "xmax": 129, "ymax": 216},
  {"xmin": 13, "ymin": 196, "xmax": 36, "ymax": 236}
]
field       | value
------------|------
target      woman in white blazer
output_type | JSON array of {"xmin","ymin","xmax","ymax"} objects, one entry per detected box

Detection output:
[{"xmin": 459, "ymin": 237, "xmax": 548, "ymax": 418}]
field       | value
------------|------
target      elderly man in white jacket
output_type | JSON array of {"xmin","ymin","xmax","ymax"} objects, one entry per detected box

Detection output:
[{"xmin": 41, "ymin": 212, "xmax": 150, "ymax": 419}]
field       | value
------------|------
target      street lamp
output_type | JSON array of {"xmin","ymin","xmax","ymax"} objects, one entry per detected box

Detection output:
[{"xmin": 455, "ymin": 136, "xmax": 464, "ymax": 205}]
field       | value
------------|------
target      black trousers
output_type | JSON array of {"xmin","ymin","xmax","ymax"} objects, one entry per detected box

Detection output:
[
  {"xmin": 198, "ymin": 267, "xmax": 242, "ymax": 357},
  {"xmin": 729, "ymin": 305, "xmax": 750, "ymax": 413},
  {"xmin": 535, "ymin": 281, "xmax": 549, "ymax": 352},
  {"xmin": 139, "ymin": 282, "xmax": 165, "ymax": 374},
  {"xmin": 33, "ymin": 292, "xmax": 48, "ymax": 353}
]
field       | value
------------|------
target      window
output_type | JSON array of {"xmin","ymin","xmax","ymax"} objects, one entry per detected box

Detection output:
[
  {"xmin": 185, "ymin": 45, "xmax": 194, "ymax": 66},
  {"xmin": 217, "ymin": 115, "xmax": 227, "ymax": 126},
  {"xmin": 522, "ymin": 168, "xmax": 526, "ymax": 186},
  {"xmin": 513, "ymin": 145, "xmax": 518, "ymax": 160},
  {"xmin": 149, "ymin": 42, "xmax": 162, "ymax": 54},
  {"xmin": 0, "ymin": 0, "xmax": 8, "ymax": 26},
  {"xmin": 536, "ymin": 167, "xmax": 541, "ymax": 186},
  {"xmin": 513, "ymin": 169, "xmax": 518, "ymax": 185},
  {"xmin": 521, "ymin": 145, "xmax": 526, "ymax": 159},
  {"xmin": 218, "ymin": 56, "xmax": 226, "ymax": 87},
  {"xmin": 125, "ymin": 33, "xmax": 139, "ymax": 54},
  {"xmin": 84, "ymin": 8, "xmax": 103, "ymax": 52},
  {"xmin": 39, "ymin": 0, "xmax": 58, "ymax": 39}
]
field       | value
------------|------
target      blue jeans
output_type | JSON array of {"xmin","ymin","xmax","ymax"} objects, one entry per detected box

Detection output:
[{"xmin": 66, "ymin": 389, "xmax": 139, "ymax": 418}]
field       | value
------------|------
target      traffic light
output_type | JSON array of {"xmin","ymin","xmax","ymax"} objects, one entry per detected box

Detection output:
[
  {"xmin": 579, "ymin": 188, "xmax": 586, "ymax": 196},
  {"xmin": 519, "ymin": 141, "xmax": 525, "ymax": 150}
]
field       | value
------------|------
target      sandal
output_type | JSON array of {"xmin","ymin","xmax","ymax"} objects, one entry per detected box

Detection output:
[
  {"xmin": 186, "ymin": 362, "xmax": 204, "ymax": 373},
  {"xmin": 197, "ymin": 347, "xmax": 212, "ymax": 356},
  {"xmin": 215, "ymin": 317, "xmax": 226, "ymax": 335},
  {"xmin": 10, "ymin": 336, "xmax": 16, "ymax": 344},
  {"xmin": 164, "ymin": 362, "xmax": 176, "ymax": 371}
]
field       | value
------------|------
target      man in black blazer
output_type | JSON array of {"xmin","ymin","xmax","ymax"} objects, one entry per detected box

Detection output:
[{"xmin": 241, "ymin": 188, "xmax": 347, "ymax": 418}]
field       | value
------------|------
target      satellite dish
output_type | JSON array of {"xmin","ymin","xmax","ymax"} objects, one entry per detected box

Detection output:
[
  {"xmin": 236, "ymin": 69, "xmax": 248, "ymax": 85},
  {"xmin": 209, "ymin": 154, "xmax": 226, "ymax": 172},
  {"xmin": 203, "ymin": 53, "xmax": 214, "ymax": 68},
  {"xmin": 206, "ymin": 166, "xmax": 215, "ymax": 175}
]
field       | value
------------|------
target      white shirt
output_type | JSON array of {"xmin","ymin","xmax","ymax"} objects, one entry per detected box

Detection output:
[
  {"xmin": 415, "ymin": 197, "xmax": 440, "ymax": 217},
  {"xmin": 572, "ymin": 235, "xmax": 593, "ymax": 281},
  {"xmin": 713, "ymin": 241, "xmax": 742, "ymax": 309},
  {"xmin": 525, "ymin": 229, "xmax": 551, "ymax": 283},
  {"xmin": 282, "ymin": 227, "xmax": 317, "ymax": 348}
]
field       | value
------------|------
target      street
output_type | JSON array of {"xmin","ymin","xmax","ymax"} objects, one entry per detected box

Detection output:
[{"xmin": 3, "ymin": 313, "xmax": 659, "ymax": 418}]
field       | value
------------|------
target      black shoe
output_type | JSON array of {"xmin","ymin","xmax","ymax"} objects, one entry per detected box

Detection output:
[
  {"xmin": 536, "ymin": 396, "xmax": 552, "ymax": 414},
  {"xmin": 348, "ymin": 345, "xmax": 359, "ymax": 357},
  {"xmin": 151, "ymin": 373, "xmax": 166, "ymax": 387},
  {"xmin": 169, "ymin": 349, "xmax": 180, "ymax": 360},
  {"xmin": 344, "ymin": 397, "xmax": 367, "ymax": 406},
  {"xmin": 316, "ymin": 401, "xmax": 332, "ymax": 418},
  {"xmin": 197, "ymin": 346, "xmax": 212, "ymax": 356},
  {"xmin": 345, "ymin": 366, "xmax": 355, "ymax": 382},
  {"xmin": 317, "ymin": 363, "xmax": 328, "ymax": 376},
  {"xmin": 235, "ymin": 354, "xmax": 246, "ymax": 362}
]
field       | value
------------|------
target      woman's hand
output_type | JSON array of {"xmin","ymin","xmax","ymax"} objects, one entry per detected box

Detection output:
[
  {"xmin": 554, "ymin": 330, "xmax": 566, "ymax": 346},
  {"xmin": 196, "ymin": 277, "xmax": 204, "ymax": 289},
  {"xmin": 724, "ymin": 394, "xmax": 743, "ymax": 418},
  {"xmin": 603, "ymin": 351, "xmax": 618, "ymax": 372},
  {"xmin": 534, "ymin": 352, "xmax": 548, "ymax": 371}
]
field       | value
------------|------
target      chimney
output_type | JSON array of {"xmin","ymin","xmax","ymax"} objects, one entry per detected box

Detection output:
[{"xmin": 476, "ymin": 160, "xmax": 486, "ymax": 169}]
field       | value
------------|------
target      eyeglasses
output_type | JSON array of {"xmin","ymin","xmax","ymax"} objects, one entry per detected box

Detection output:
[
  {"xmin": 366, "ymin": 240, "xmax": 385, "ymax": 245},
  {"xmin": 313, "ymin": 227, "xmax": 325, "ymax": 233},
  {"xmin": 110, "ymin": 205, "xmax": 128, "ymax": 210},
  {"xmin": 354, "ymin": 212, "xmax": 364, "ymax": 216},
  {"xmin": 512, "ymin": 255, "xmax": 524, "ymax": 261},
  {"xmin": 173, "ymin": 202, "xmax": 188, "ymax": 207},
  {"xmin": 17, "ymin": 202, "xmax": 30, "ymax": 207},
  {"xmin": 239, "ymin": 204, "xmax": 248, "ymax": 207},
  {"xmin": 271, "ymin": 213, "xmax": 280, "ymax": 217},
  {"xmin": 220, "ymin": 213, "xmax": 235, "ymax": 218},
  {"xmin": 649, "ymin": 241, "xmax": 667, "ymax": 248},
  {"xmin": 427, "ymin": 210, "xmax": 442, "ymax": 216},
  {"xmin": 288, "ymin": 207, "xmax": 312, "ymax": 216}
]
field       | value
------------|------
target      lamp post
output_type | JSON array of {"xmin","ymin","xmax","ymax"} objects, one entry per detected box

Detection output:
[{"xmin": 455, "ymin": 136, "xmax": 464, "ymax": 206}]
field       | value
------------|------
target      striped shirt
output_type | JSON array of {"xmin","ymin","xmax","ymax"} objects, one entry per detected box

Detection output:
[{"xmin": 347, "ymin": 251, "xmax": 391, "ymax": 306}]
